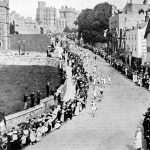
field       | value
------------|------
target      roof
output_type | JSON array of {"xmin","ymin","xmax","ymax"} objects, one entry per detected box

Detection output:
[
  {"xmin": 144, "ymin": 19, "xmax": 150, "ymax": 38},
  {"xmin": 133, "ymin": 22, "xmax": 148, "ymax": 30},
  {"xmin": 10, "ymin": 34, "xmax": 51, "ymax": 52},
  {"xmin": 138, "ymin": 22, "xmax": 148, "ymax": 29}
]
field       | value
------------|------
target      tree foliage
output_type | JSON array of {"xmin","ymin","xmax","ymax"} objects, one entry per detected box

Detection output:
[{"xmin": 77, "ymin": 2, "xmax": 112, "ymax": 44}]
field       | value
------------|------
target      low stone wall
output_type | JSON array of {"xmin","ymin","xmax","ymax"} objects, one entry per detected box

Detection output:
[
  {"xmin": 0, "ymin": 55, "xmax": 61, "ymax": 67},
  {"xmin": 5, "ymin": 80, "xmax": 67, "ymax": 130}
]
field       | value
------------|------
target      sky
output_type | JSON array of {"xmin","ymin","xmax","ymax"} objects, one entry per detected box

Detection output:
[{"xmin": 9, "ymin": 0, "xmax": 144, "ymax": 19}]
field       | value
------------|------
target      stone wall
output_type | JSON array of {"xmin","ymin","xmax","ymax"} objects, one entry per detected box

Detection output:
[
  {"xmin": 0, "ymin": 54, "xmax": 61, "ymax": 67},
  {"xmin": 5, "ymin": 80, "xmax": 67, "ymax": 130}
]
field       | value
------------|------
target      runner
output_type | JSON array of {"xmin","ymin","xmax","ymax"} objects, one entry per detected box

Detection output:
[
  {"xmin": 108, "ymin": 75, "xmax": 111, "ymax": 85},
  {"xmin": 93, "ymin": 64, "xmax": 97, "ymax": 73},
  {"xmin": 90, "ymin": 57, "xmax": 93, "ymax": 65},
  {"xmin": 93, "ymin": 86, "xmax": 97, "ymax": 100},
  {"xmin": 99, "ymin": 86, "xmax": 104, "ymax": 101},
  {"xmin": 90, "ymin": 100, "xmax": 97, "ymax": 117}
]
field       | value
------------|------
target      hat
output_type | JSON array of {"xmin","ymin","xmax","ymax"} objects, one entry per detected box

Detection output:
[
  {"xmin": 13, "ymin": 131, "xmax": 17, "ymax": 134},
  {"xmin": 7, "ymin": 132, "xmax": 13, "ymax": 136}
]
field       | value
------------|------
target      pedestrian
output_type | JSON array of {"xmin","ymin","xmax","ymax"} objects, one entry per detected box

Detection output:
[
  {"xmin": 90, "ymin": 100, "xmax": 97, "ymax": 117},
  {"xmin": 37, "ymin": 90, "xmax": 42, "ymax": 105},
  {"xmin": 57, "ymin": 92, "xmax": 61, "ymax": 105},
  {"xmin": 108, "ymin": 75, "xmax": 111, "ymax": 85},
  {"xmin": 30, "ymin": 92, "xmax": 35, "ymax": 107},
  {"xmin": 93, "ymin": 87, "xmax": 97, "ymax": 100},
  {"xmin": 93, "ymin": 64, "xmax": 97, "ymax": 73},
  {"xmin": 103, "ymin": 77, "xmax": 106, "ymax": 87},
  {"xmin": 94, "ymin": 55, "xmax": 97, "ymax": 61},
  {"xmin": 23, "ymin": 93, "xmax": 28, "ymax": 110},
  {"xmin": 99, "ymin": 86, "xmax": 104, "ymax": 100},
  {"xmin": 46, "ymin": 82, "xmax": 50, "ymax": 97},
  {"xmin": 133, "ymin": 128, "xmax": 142, "ymax": 150},
  {"xmin": 90, "ymin": 57, "xmax": 92, "ymax": 64}
]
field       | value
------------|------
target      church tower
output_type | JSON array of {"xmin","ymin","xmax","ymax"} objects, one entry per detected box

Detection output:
[{"xmin": 0, "ymin": 0, "xmax": 10, "ymax": 50}]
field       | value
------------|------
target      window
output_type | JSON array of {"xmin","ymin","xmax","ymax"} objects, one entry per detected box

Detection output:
[
  {"xmin": 135, "ymin": 45, "xmax": 136, "ymax": 51},
  {"xmin": 135, "ymin": 34, "xmax": 136, "ymax": 40},
  {"xmin": 129, "ymin": 35, "xmax": 130, "ymax": 40},
  {"xmin": 0, "ymin": 41, "xmax": 2, "ymax": 50}
]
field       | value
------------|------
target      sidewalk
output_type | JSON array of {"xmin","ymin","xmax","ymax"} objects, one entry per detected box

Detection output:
[{"xmin": 63, "ymin": 65, "xmax": 75, "ymax": 102}]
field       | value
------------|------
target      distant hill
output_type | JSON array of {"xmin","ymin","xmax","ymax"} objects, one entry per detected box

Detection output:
[{"xmin": 10, "ymin": 34, "xmax": 51, "ymax": 52}]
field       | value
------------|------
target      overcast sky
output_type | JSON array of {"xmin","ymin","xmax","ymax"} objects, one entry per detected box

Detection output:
[{"xmin": 9, "ymin": 0, "xmax": 144, "ymax": 19}]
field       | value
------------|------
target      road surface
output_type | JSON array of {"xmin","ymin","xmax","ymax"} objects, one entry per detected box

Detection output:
[{"xmin": 25, "ymin": 50, "xmax": 150, "ymax": 150}]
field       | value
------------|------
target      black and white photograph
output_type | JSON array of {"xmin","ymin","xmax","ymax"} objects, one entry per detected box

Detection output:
[{"xmin": 0, "ymin": 0, "xmax": 149, "ymax": 149}]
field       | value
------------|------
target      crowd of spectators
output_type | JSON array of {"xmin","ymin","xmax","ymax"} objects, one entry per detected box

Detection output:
[{"xmin": 0, "ymin": 47, "xmax": 88, "ymax": 150}]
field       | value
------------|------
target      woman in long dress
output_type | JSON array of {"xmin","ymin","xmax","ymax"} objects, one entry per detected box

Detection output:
[
  {"xmin": 36, "ymin": 125, "xmax": 42, "ymax": 142},
  {"xmin": 74, "ymin": 102, "xmax": 80, "ymax": 116},
  {"xmin": 133, "ymin": 128, "xmax": 142, "ymax": 150},
  {"xmin": 93, "ymin": 87, "xmax": 97, "ymax": 100},
  {"xmin": 91, "ymin": 100, "xmax": 97, "ymax": 117}
]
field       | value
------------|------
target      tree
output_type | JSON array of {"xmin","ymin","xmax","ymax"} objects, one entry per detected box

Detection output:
[
  {"xmin": 64, "ymin": 26, "xmax": 72, "ymax": 33},
  {"xmin": 77, "ymin": 2, "xmax": 112, "ymax": 44},
  {"xmin": 77, "ymin": 9, "xmax": 93, "ymax": 43},
  {"xmin": 92, "ymin": 3, "xmax": 112, "ymax": 43}
]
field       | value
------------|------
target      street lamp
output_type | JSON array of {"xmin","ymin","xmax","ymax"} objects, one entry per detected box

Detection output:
[
  {"xmin": 18, "ymin": 41, "xmax": 21, "ymax": 55},
  {"xmin": 23, "ymin": 40, "xmax": 26, "ymax": 55}
]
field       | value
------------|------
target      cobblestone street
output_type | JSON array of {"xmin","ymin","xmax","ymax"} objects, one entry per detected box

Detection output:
[{"xmin": 25, "ymin": 50, "xmax": 150, "ymax": 150}]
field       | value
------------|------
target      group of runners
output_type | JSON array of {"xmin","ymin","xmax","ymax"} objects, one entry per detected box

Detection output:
[{"xmin": 81, "ymin": 50, "xmax": 111, "ymax": 117}]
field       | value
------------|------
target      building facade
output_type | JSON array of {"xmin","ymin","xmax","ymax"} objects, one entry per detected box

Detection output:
[
  {"xmin": 0, "ymin": 0, "xmax": 10, "ymax": 50},
  {"xmin": 59, "ymin": 6, "xmax": 79, "ymax": 30},
  {"xmin": 126, "ymin": 22, "xmax": 147, "ymax": 66},
  {"xmin": 109, "ymin": 0, "xmax": 150, "ymax": 57},
  {"xmin": 36, "ymin": 1, "xmax": 57, "ymax": 32},
  {"xmin": 10, "ymin": 11, "xmax": 41, "ymax": 34}
]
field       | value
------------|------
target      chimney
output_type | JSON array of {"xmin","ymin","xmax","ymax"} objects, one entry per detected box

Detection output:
[
  {"xmin": 145, "ymin": 11, "xmax": 149, "ymax": 22},
  {"xmin": 130, "ymin": 0, "xmax": 132, "ymax": 4}
]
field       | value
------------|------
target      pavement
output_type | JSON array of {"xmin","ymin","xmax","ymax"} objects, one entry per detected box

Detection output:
[
  {"xmin": 63, "ymin": 65, "xmax": 75, "ymax": 102},
  {"xmin": 25, "ymin": 50, "xmax": 150, "ymax": 150}
]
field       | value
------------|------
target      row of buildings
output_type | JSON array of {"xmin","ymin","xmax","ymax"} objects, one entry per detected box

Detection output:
[
  {"xmin": 109, "ymin": 0, "xmax": 150, "ymax": 67},
  {"xmin": 9, "ymin": 1, "xmax": 80, "ymax": 34}
]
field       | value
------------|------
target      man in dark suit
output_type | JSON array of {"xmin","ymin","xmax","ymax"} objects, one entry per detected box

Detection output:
[
  {"xmin": 23, "ymin": 93, "xmax": 28, "ymax": 110},
  {"xmin": 37, "ymin": 90, "xmax": 42, "ymax": 105},
  {"xmin": 30, "ymin": 92, "xmax": 35, "ymax": 107}
]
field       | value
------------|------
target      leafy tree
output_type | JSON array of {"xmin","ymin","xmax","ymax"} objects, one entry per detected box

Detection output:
[
  {"xmin": 77, "ymin": 2, "xmax": 112, "ymax": 44},
  {"xmin": 64, "ymin": 26, "xmax": 72, "ymax": 33},
  {"xmin": 77, "ymin": 9, "xmax": 93, "ymax": 43}
]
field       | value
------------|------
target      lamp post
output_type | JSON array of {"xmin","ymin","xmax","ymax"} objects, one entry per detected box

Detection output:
[
  {"xmin": 23, "ymin": 40, "xmax": 26, "ymax": 55},
  {"xmin": 18, "ymin": 41, "xmax": 20, "ymax": 55}
]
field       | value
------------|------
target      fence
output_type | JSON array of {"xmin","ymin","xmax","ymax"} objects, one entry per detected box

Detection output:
[{"xmin": 0, "ymin": 54, "xmax": 62, "ymax": 67}]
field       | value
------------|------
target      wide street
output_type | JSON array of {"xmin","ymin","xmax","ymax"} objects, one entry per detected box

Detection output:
[{"xmin": 25, "ymin": 50, "xmax": 150, "ymax": 150}]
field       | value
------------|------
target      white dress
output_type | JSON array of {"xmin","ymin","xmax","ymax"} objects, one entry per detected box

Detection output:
[
  {"xmin": 93, "ymin": 89, "xmax": 96, "ymax": 97},
  {"xmin": 91, "ymin": 102, "xmax": 97, "ymax": 111},
  {"xmin": 134, "ymin": 131, "xmax": 142, "ymax": 149},
  {"xmin": 74, "ymin": 102, "xmax": 80, "ymax": 116},
  {"xmin": 30, "ymin": 131, "xmax": 36, "ymax": 142}
]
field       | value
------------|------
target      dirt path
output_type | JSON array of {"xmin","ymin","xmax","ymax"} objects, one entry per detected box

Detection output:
[{"xmin": 25, "ymin": 51, "xmax": 150, "ymax": 150}]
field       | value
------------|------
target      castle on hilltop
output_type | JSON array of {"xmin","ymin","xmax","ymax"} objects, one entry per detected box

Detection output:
[{"xmin": 9, "ymin": 1, "xmax": 80, "ymax": 35}]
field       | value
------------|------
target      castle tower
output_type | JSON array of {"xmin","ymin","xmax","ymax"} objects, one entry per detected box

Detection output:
[{"xmin": 0, "ymin": 0, "xmax": 10, "ymax": 50}]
